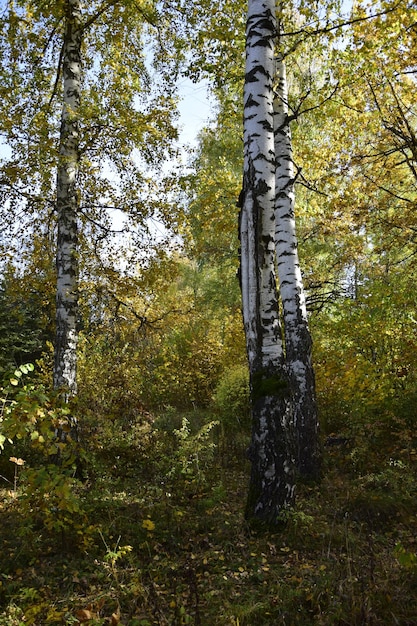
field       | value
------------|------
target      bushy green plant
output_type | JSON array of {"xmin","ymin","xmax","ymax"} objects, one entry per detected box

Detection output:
[
  {"xmin": 343, "ymin": 460, "xmax": 417, "ymax": 528},
  {"xmin": 0, "ymin": 365, "xmax": 87, "ymax": 543},
  {"xmin": 213, "ymin": 365, "xmax": 250, "ymax": 444},
  {"xmin": 0, "ymin": 271, "xmax": 50, "ymax": 380},
  {"xmin": 167, "ymin": 416, "xmax": 219, "ymax": 487}
]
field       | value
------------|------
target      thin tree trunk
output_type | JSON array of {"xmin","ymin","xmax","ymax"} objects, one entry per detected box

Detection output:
[
  {"xmin": 241, "ymin": 0, "xmax": 295, "ymax": 527},
  {"xmin": 54, "ymin": 0, "xmax": 82, "ymax": 400},
  {"xmin": 273, "ymin": 54, "xmax": 320, "ymax": 479}
]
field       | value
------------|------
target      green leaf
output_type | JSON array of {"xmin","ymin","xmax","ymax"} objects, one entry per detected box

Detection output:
[{"xmin": 395, "ymin": 543, "xmax": 417, "ymax": 569}]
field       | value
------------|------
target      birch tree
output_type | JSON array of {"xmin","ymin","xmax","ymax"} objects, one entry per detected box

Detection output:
[
  {"xmin": 0, "ymin": 0, "xmax": 178, "ymax": 398},
  {"xmin": 240, "ymin": 0, "xmax": 295, "ymax": 525},
  {"xmin": 54, "ymin": 0, "xmax": 82, "ymax": 398},
  {"xmin": 274, "ymin": 51, "xmax": 320, "ymax": 479},
  {"xmin": 240, "ymin": 0, "xmax": 326, "ymax": 519}
]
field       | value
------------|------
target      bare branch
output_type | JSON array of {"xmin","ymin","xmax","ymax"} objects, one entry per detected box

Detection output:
[
  {"xmin": 292, "ymin": 82, "xmax": 340, "ymax": 120},
  {"xmin": 47, "ymin": 41, "xmax": 64, "ymax": 109},
  {"xmin": 362, "ymin": 173, "xmax": 414, "ymax": 203},
  {"xmin": 279, "ymin": 2, "xmax": 403, "ymax": 40},
  {"xmin": 82, "ymin": 0, "xmax": 119, "ymax": 31},
  {"xmin": 42, "ymin": 19, "xmax": 64, "ymax": 55},
  {"xmin": 78, "ymin": 206, "xmax": 128, "ymax": 235},
  {"xmin": 296, "ymin": 174, "xmax": 328, "ymax": 197}
]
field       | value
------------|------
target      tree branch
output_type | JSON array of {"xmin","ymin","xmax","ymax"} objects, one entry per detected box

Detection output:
[
  {"xmin": 362, "ymin": 173, "xmax": 413, "ymax": 204},
  {"xmin": 82, "ymin": 0, "xmax": 119, "ymax": 31},
  {"xmin": 279, "ymin": 2, "xmax": 403, "ymax": 40},
  {"xmin": 47, "ymin": 40, "xmax": 65, "ymax": 109},
  {"xmin": 78, "ymin": 206, "xmax": 128, "ymax": 235}
]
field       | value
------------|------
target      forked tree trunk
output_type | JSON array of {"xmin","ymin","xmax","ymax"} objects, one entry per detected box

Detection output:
[
  {"xmin": 273, "ymin": 54, "xmax": 320, "ymax": 479},
  {"xmin": 241, "ymin": 0, "xmax": 295, "ymax": 527},
  {"xmin": 54, "ymin": 0, "xmax": 82, "ymax": 400}
]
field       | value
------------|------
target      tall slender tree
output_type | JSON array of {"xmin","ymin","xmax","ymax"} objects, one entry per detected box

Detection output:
[
  {"xmin": 0, "ymin": 0, "xmax": 179, "ymax": 398},
  {"xmin": 54, "ymin": 0, "xmax": 82, "ymax": 398},
  {"xmin": 241, "ymin": 0, "xmax": 324, "ymax": 522},
  {"xmin": 240, "ymin": 0, "xmax": 295, "ymax": 526},
  {"xmin": 274, "ymin": 50, "xmax": 320, "ymax": 479}
]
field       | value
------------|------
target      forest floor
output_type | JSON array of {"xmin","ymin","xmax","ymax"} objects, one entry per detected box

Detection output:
[{"xmin": 1, "ymin": 411, "xmax": 417, "ymax": 625}]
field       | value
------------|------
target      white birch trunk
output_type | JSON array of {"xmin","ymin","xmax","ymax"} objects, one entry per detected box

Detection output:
[
  {"xmin": 54, "ymin": 0, "xmax": 82, "ymax": 399},
  {"xmin": 241, "ymin": 0, "xmax": 295, "ymax": 526},
  {"xmin": 242, "ymin": 0, "xmax": 282, "ymax": 376},
  {"xmin": 274, "ymin": 55, "xmax": 320, "ymax": 478}
]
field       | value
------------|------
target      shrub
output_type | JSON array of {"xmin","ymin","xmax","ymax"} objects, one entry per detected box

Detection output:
[
  {"xmin": 0, "ymin": 365, "xmax": 88, "ymax": 545},
  {"xmin": 214, "ymin": 365, "xmax": 251, "ymax": 445}
]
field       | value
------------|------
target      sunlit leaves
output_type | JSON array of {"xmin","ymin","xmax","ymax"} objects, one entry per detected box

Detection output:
[{"xmin": 0, "ymin": 0, "xmax": 180, "ymax": 284}]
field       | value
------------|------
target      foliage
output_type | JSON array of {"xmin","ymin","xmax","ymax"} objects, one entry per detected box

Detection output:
[
  {"xmin": 0, "ymin": 0, "xmax": 180, "ymax": 291},
  {"xmin": 1, "ymin": 407, "xmax": 417, "ymax": 625},
  {"xmin": 0, "ymin": 258, "xmax": 54, "ymax": 378},
  {"xmin": 0, "ymin": 365, "xmax": 88, "ymax": 544},
  {"xmin": 183, "ymin": 92, "xmax": 242, "ymax": 272},
  {"xmin": 0, "ymin": 284, "xmax": 42, "ymax": 378},
  {"xmin": 213, "ymin": 364, "xmax": 250, "ymax": 445},
  {"xmin": 313, "ymin": 258, "xmax": 417, "ymax": 473},
  {"xmin": 1, "ymin": 0, "xmax": 417, "ymax": 622},
  {"xmin": 78, "ymin": 254, "xmax": 245, "ymax": 414}
]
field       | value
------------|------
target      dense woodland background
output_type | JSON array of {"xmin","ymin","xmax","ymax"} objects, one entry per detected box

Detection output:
[{"xmin": 1, "ymin": 0, "xmax": 417, "ymax": 624}]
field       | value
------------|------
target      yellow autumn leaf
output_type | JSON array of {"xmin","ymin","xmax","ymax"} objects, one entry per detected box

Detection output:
[{"xmin": 142, "ymin": 518, "xmax": 155, "ymax": 531}]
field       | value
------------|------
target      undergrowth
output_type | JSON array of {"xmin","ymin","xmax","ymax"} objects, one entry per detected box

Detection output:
[{"xmin": 1, "ymin": 371, "xmax": 417, "ymax": 624}]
